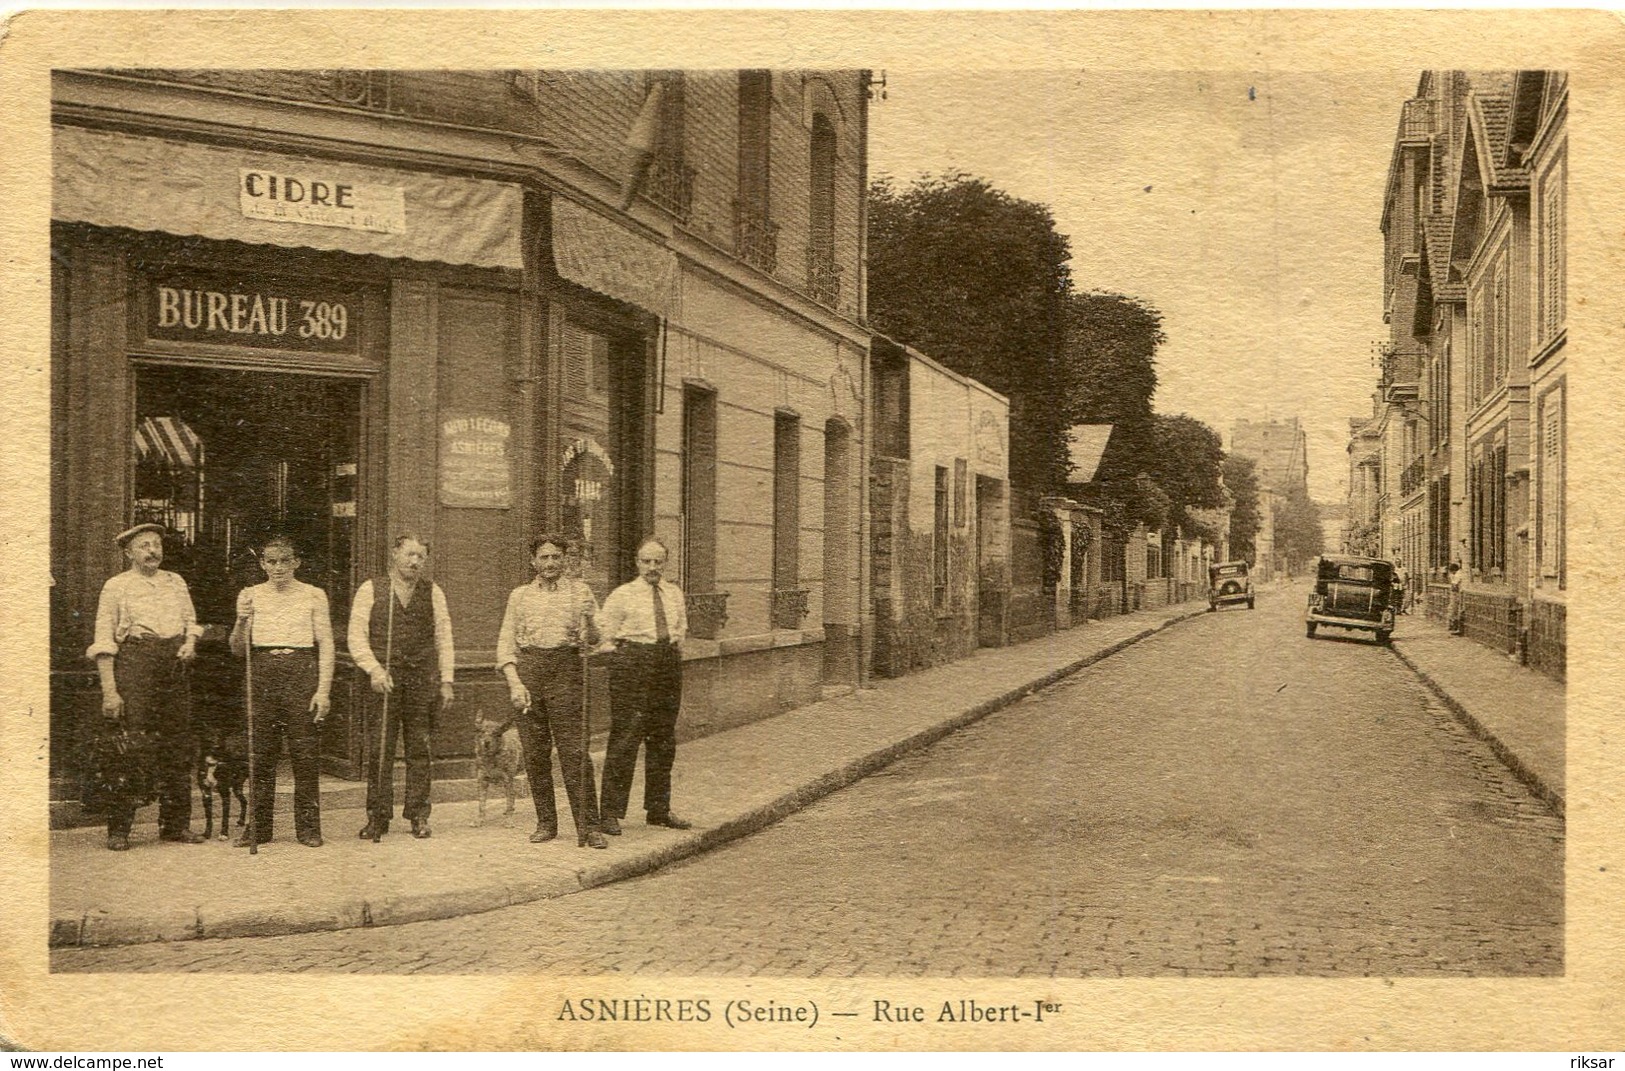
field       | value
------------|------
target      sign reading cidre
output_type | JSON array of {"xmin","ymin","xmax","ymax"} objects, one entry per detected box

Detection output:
[
  {"xmin": 147, "ymin": 277, "xmax": 362, "ymax": 355},
  {"xmin": 239, "ymin": 169, "xmax": 407, "ymax": 235}
]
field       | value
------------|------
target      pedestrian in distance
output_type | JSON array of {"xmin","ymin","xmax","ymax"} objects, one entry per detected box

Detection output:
[
  {"xmin": 1391, "ymin": 550, "xmax": 1410, "ymax": 615},
  {"xmin": 1447, "ymin": 561, "xmax": 1465, "ymax": 635},
  {"xmin": 85, "ymin": 523, "xmax": 206, "ymax": 851},
  {"xmin": 228, "ymin": 535, "xmax": 334, "ymax": 848},
  {"xmin": 348, "ymin": 535, "xmax": 455, "ymax": 841},
  {"xmin": 597, "ymin": 536, "xmax": 692, "ymax": 835},
  {"xmin": 496, "ymin": 534, "xmax": 608, "ymax": 849}
]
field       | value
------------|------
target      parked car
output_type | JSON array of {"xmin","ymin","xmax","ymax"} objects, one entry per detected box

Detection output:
[
  {"xmin": 1208, "ymin": 561, "xmax": 1254, "ymax": 611},
  {"xmin": 1305, "ymin": 554, "xmax": 1397, "ymax": 644}
]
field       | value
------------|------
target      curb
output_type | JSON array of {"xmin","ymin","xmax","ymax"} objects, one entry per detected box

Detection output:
[
  {"xmin": 1389, "ymin": 642, "xmax": 1565, "ymax": 819},
  {"xmin": 50, "ymin": 606, "xmax": 1204, "ymax": 950}
]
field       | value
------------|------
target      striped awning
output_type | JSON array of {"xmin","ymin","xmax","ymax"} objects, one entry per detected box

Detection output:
[{"xmin": 134, "ymin": 416, "xmax": 202, "ymax": 470}]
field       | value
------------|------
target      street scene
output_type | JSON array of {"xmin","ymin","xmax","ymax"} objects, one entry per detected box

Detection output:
[{"xmin": 46, "ymin": 66, "xmax": 1567, "ymax": 980}]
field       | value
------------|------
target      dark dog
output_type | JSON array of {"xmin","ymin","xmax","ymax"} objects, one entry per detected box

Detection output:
[
  {"xmin": 197, "ymin": 728, "xmax": 248, "ymax": 841},
  {"xmin": 471, "ymin": 717, "xmax": 523, "ymax": 827}
]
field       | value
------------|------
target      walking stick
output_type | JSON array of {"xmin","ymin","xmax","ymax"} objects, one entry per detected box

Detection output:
[
  {"xmin": 578, "ymin": 604, "xmax": 591, "ymax": 847},
  {"xmin": 244, "ymin": 608, "xmax": 258, "ymax": 856},
  {"xmin": 372, "ymin": 582, "xmax": 394, "ymax": 843}
]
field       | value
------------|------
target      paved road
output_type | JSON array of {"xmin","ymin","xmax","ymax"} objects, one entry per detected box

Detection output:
[{"xmin": 55, "ymin": 588, "xmax": 1562, "ymax": 975}]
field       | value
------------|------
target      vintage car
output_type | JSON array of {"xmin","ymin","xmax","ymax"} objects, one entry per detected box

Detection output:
[
  {"xmin": 1207, "ymin": 561, "xmax": 1254, "ymax": 611},
  {"xmin": 1305, "ymin": 554, "xmax": 1397, "ymax": 644}
]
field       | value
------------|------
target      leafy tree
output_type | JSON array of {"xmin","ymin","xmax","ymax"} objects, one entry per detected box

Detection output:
[
  {"xmin": 868, "ymin": 173, "xmax": 1075, "ymax": 489},
  {"xmin": 1274, "ymin": 481, "xmax": 1326, "ymax": 570},
  {"xmin": 1062, "ymin": 291, "xmax": 1164, "ymax": 524},
  {"xmin": 1149, "ymin": 414, "xmax": 1226, "ymax": 542},
  {"xmin": 1223, "ymin": 454, "xmax": 1261, "ymax": 563}
]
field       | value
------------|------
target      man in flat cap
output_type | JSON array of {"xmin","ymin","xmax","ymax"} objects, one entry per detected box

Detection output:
[{"xmin": 86, "ymin": 523, "xmax": 206, "ymax": 850}]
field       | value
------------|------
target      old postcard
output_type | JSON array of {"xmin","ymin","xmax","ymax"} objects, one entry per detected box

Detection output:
[{"xmin": 1, "ymin": 6, "xmax": 1621, "ymax": 1053}]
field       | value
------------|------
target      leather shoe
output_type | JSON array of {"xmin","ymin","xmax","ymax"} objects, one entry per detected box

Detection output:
[
  {"xmin": 234, "ymin": 831, "xmax": 271, "ymax": 848},
  {"xmin": 411, "ymin": 817, "xmax": 432, "ymax": 839},
  {"xmin": 358, "ymin": 819, "xmax": 389, "ymax": 839},
  {"xmin": 160, "ymin": 829, "xmax": 206, "ymax": 844},
  {"xmin": 529, "ymin": 825, "xmax": 558, "ymax": 844},
  {"xmin": 600, "ymin": 815, "xmax": 622, "ymax": 836},
  {"xmin": 583, "ymin": 830, "xmax": 608, "ymax": 849},
  {"xmin": 105, "ymin": 834, "xmax": 130, "ymax": 852},
  {"xmin": 646, "ymin": 812, "xmax": 692, "ymax": 830},
  {"xmin": 298, "ymin": 833, "xmax": 324, "ymax": 848}
]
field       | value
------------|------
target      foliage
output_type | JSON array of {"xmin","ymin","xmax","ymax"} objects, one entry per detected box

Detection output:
[
  {"xmin": 1274, "ymin": 481, "xmax": 1326, "ymax": 565},
  {"xmin": 1148, "ymin": 414, "xmax": 1226, "ymax": 542},
  {"xmin": 1061, "ymin": 291, "xmax": 1165, "ymax": 523},
  {"xmin": 868, "ymin": 173, "xmax": 1075, "ymax": 489},
  {"xmin": 1223, "ymin": 454, "xmax": 1261, "ymax": 563}
]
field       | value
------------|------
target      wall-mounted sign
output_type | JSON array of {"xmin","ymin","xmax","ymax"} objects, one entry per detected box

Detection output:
[
  {"xmin": 240, "ymin": 169, "xmax": 407, "ymax": 235},
  {"xmin": 148, "ymin": 277, "xmax": 362, "ymax": 355},
  {"xmin": 441, "ymin": 415, "xmax": 512, "ymax": 509}
]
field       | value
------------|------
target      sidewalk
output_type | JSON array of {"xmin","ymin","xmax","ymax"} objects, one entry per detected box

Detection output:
[
  {"xmin": 50, "ymin": 601, "xmax": 1206, "ymax": 950},
  {"xmin": 1390, "ymin": 610, "xmax": 1565, "ymax": 816},
  {"xmin": 49, "ymin": 594, "xmax": 1565, "ymax": 950}
]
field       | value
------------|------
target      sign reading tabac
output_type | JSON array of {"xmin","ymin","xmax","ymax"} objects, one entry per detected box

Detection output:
[
  {"xmin": 440, "ymin": 415, "xmax": 512, "ymax": 509},
  {"xmin": 239, "ymin": 168, "xmax": 407, "ymax": 234}
]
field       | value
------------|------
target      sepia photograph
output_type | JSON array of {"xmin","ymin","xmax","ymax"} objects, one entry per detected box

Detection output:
[{"xmin": 1, "ymin": 6, "xmax": 1621, "ymax": 1055}]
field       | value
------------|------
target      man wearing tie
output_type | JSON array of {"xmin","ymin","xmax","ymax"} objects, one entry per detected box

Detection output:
[{"xmin": 597, "ymin": 536, "xmax": 690, "ymax": 834}]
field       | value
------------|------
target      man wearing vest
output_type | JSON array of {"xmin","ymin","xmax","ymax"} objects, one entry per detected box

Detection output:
[
  {"xmin": 597, "ymin": 536, "xmax": 691, "ymax": 835},
  {"xmin": 347, "ymin": 535, "xmax": 456, "ymax": 840}
]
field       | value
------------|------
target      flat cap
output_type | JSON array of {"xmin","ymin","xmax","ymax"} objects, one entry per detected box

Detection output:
[{"xmin": 114, "ymin": 522, "xmax": 166, "ymax": 547}]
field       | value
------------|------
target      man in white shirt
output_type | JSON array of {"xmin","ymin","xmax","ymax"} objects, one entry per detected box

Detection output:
[
  {"xmin": 496, "ymin": 534, "xmax": 607, "ymax": 848},
  {"xmin": 86, "ymin": 523, "xmax": 206, "ymax": 850},
  {"xmin": 347, "ymin": 535, "xmax": 455, "ymax": 840},
  {"xmin": 597, "ymin": 536, "xmax": 691, "ymax": 834},
  {"xmin": 229, "ymin": 535, "xmax": 335, "ymax": 848}
]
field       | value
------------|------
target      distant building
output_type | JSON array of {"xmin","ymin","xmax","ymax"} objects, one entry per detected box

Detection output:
[{"xmin": 1230, "ymin": 417, "xmax": 1310, "ymax": 579}]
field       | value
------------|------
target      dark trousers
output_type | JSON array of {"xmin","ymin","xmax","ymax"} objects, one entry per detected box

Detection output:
[
  {"xmin": 245, "ymin": 648, "xmax": 321, "ymax": 841},
  {"xmin": 514, "ymin": 647, "xmax": 600, "ymax": 837},
  {"xmin": 108, "ymin": 636, "xmax": 193, "ymax": 837},
  {"xmin": 600, "ymin": 642, "xmax": 682, "ymax": 820},
  {"xmin": 364, "ymin": 664, "xmax": 437, "ymax": 822}
]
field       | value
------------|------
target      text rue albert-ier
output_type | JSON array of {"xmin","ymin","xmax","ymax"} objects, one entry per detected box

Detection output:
[{"xmin": 556, "ymin": 997, "xmax": 1065, "ymax": 1029}]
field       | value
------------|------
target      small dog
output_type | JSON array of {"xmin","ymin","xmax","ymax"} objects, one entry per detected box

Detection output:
[
  {"xmin": 471, "ymin": 716, "xmax": 523, "ymax": 827},
  {"xmin": 197, "ymin": 728, "xmax": 249, "ymax": 841}
]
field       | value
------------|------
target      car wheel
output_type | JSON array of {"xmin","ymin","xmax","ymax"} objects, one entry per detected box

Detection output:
[
  {"xmin": 1376, "ymin": 630, "xmax": 1392, "ymax": 646},
  {"xmin": 1207, "ymin": 603, "xmax": 1215, "ymax": 612},
  {"xmin": 1305, "ymin": 623, "xmax": 1316, "ymax": 639},
  {"xmin": 1247, "ymin": 599, "xmax": 1255, "ymax": 609}
]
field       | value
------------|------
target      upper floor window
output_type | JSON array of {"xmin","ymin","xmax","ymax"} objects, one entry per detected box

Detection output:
[
  {"xmin": 1541, "ymin": 156, "xmax": 1566, "ymax": 343},
  {"xmin": 643, "ymin": 72, "xmax": 692, "ymax": 222},
  {"xmin": 736, "ymin": 71, "xmax": 777, "ymax": 272},
  {"xmin": 807, "ymin": 112, "xmax": 839, "ymax": 307}
]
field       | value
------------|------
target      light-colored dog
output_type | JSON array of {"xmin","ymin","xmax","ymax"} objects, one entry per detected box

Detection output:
[{"xmin": 472, "ymin": 717, "xmax": 524, "ymax": 827}]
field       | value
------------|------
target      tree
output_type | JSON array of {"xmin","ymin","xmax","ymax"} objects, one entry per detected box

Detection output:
[
  {"xmin": 1062, "ymin": 291, "xmax": 1165, "ymax": 524},
  {"xmin": 868, "ymin": 173, "xmax": 1075, "ymax": 489},
  {"xmin": 1148, "ymin": 414, "xmax": 1226, "ymax": 542},
  {"xmin": 1274, "ymin": 481, "xmax": 1326, "ymax": 570},
  {"xmin": 1223, "ymin": 454, "xmax": 1261, "ymax": 563}
]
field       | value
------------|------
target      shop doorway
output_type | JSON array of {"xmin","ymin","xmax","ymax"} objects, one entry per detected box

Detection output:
[{"xmin": 132, "ymin": 365, "xmax": 364, "ymax": 736}]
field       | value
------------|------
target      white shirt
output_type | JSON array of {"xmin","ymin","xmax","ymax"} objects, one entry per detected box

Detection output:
[
  {"xmin": 237, "ymin": 580, "xmax": 331, "ymax": 648},
  {"xmin": 346, "ymin": 579, "xmax": 456, "ymax": 683},
  {"xmin": 87, "ymin": 568, "xmax": 202, "ymax": 659},
  {"xmin": 496, "ymin": 578, "xmax": 600, "ymax": 668},
  {"xmin": 600, "ymin": 577, "xmax": 688, "ymax": 645}
]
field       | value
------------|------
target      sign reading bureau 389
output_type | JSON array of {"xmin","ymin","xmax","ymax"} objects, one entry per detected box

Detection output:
[{"xmin": 148, "ymin": 276, "xmax": 362, "ymax": 356}]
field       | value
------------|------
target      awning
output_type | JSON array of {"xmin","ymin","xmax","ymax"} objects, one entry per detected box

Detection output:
[
  {"xmin": 551, "ymin": 196, "xmax": 677, "ymax": 317},
  {"xmin": 134, "ymin": 416, "xmax": 202, "ymax": 470},
  {"xmin": 54, "ymin": 125, "xmax": 523, "ymax": 270}
]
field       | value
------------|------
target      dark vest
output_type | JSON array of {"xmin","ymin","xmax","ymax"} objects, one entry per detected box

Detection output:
[{"xmin": 370, "ymin": 576, "xmax": 437, "ymax": 670}]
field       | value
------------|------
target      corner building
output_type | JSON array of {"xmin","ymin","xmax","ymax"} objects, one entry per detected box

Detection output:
[{"xmin": 49, "ymin": 69, "xmax": 874, "ymax": 810}]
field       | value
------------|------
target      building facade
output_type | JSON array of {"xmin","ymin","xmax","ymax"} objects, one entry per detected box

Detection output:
[
  {"xmin": 50, "ymin": 68, "xmax": 876, "ymax": 810},
  {"xmin": 1230, "ymin": 417, "xmax": 1309, "ymax": 579},
  {"xmin": 1352, "ymin": 69, "xmax": 1566, "ymax": 679}
]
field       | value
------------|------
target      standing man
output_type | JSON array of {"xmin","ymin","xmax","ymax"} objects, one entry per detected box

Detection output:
[
  {"xmin": 229, "ymin": 535, "xmax": 334, "ymax": 848},
  {"xmin": 348, "ymin": 535, "xmax": 455, "ymax": 840},
  {"xmin": 86, "ymin": 523, "xmax": 206, "ymax": 850},
  {"xmin": 496, "ymin": 534, "xmax": 608, "ymax": 849},
  {"xmin": 597, "ymin": 536, "xmax": 690, "ymax": 835},
  {"xmin": 1391, "ymin": 549, "xmax": 1410, "ymax": 615},
  {"xmin": 1447, "ymin": 561, "xmax": 1465, "ymax": 635}
]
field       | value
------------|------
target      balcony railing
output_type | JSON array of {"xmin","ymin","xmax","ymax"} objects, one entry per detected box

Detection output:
[
  {"xmin": 771, "ymin": 588, "xmax": 810, "ymax": 630},
  {"xmin": 733, "ymin": 202, "xmax": 780, "ymax": 275},
  {"xmin": 1400, "ymin": 98, "xmax": 1437, "ymax": 141},
  {"xmin": 644, "ymin": 155, "xmax": 695, "ymax": 223},
  {"xmin": 1400, "ymin": 456, "xmax": 1427, "ymax": 497},
  {"xmin": 806, "ymin": 246, "xmax": 842, "ymax": 308},
  {"xmin": 684, "ymin": 591, "xmax": 729, "ymax": 640}
]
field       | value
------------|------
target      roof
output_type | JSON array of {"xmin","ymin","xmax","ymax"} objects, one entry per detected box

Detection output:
[{"xmin": 1066, "ymin": 424, "xmax": 1113, "ymax": 483}]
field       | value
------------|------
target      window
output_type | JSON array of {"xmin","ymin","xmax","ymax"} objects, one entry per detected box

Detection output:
[
  {"xmin": 807, "ymin": 112, "xmax": 838, "ymax": 305},
  {"xmin": 736, "ymin": 71, "xmax": 776, "ymax": 272},
  {"xmin": 1541, "ymin": 158, "xmax": 1566, "ymax": 342},
  {"xmin": 1493, "ymin": 255, "xmax": 1510, "ymax": 387},
  {"xmin": 773, "ymin": 412, "xmax": 801, "ymax": 594},
  {"xmin": 1539, "ymin": 388, "xmax": 1564, "ymax": 584},
  {"xmin": 933, "ymin": 465, "xmax": 950, "ymax": 609},
  {"xmin": 681, "ymin": 386, "xmax": 717, "ymax": 594},
  {"xmin": 644, "ymin": 72, "xmax": 692, "ymax": 221},
  {"xmin": 953, "ymin": 458, "xmax": 968, "ymax": 528}
]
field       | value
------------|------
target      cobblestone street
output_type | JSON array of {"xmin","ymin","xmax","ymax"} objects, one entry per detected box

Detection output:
[{"xmin": 54, "ymin": 589, "xmax": 1563, "ymax": 975}]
